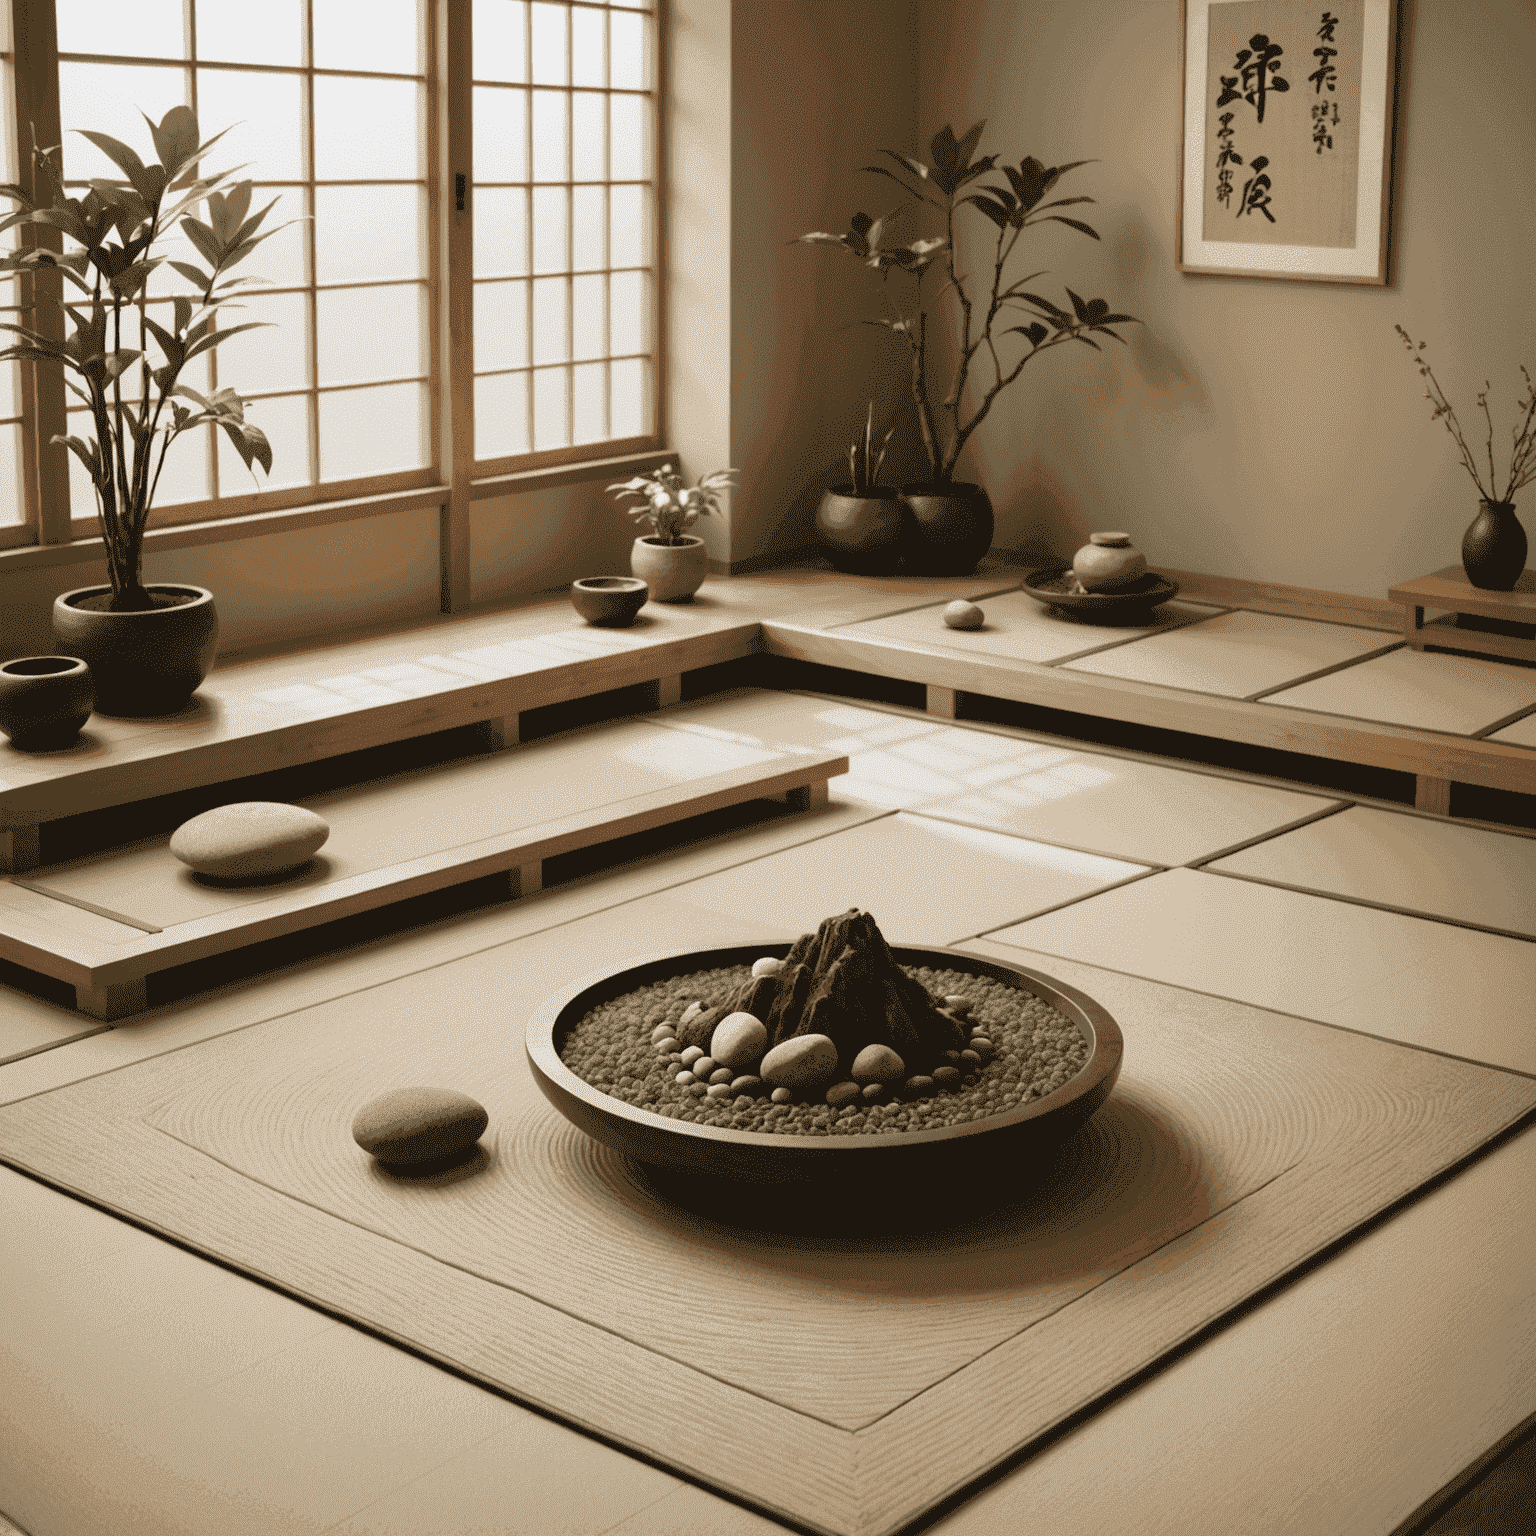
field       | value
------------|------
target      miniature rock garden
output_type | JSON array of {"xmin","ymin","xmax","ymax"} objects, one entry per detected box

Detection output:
[{"xmin": 559, "ymin": 910, "xmax": 1090, "ymax": 1137}]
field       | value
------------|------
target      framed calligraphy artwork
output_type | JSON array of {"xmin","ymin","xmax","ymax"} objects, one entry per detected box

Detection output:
[{"xmin": 1178, "ymin": 0, "xmax": 1401, "ymax": 282}]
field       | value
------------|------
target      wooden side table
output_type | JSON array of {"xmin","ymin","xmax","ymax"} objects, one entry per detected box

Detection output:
[{"xmin": 1389, "ymin": 565, "xmax": 1536, "ymax": 665}]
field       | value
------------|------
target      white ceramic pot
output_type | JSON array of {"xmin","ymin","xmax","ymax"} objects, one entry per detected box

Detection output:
[
  {"xmin": 631, "ymin": 535, "xmax": 708, "ymax": 602},
  {"xmin": 1071, "ymin": 532, "xmax": 1148, "ymax": 593}
]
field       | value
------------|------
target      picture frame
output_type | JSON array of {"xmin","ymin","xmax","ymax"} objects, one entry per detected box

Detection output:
[{"xmin": 1178, "ymin": 0, "xmax": 1401, "ymax": 283}]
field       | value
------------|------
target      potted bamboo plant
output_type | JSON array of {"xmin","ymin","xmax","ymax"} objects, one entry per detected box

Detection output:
[
  {"xmin": 798, "ymin": 122, "xmax": 1136, "ymax": 575},
  {"xmin": 607, "ymin": 461, "xmax": 736, "ymax": 601},
  {"xmin": 815, "ymin": 401, "xmax": 904, "ymax": 574},
  {"xmin": 0, "ymin": 106, "xmax": 284, "ymax": 715}
]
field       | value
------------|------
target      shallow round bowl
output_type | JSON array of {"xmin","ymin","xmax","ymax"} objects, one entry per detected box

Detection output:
[
  {"xmin": 1022, "ymin": 568, "xmax": 1180, "ymax": 624},
  {"xmin": 526, "ymin": 943, "xmax": 1123, "ymax": 1196},
  {"xmin": 570, "ymin": 575, "xmax": 649, "ymax": 627}
]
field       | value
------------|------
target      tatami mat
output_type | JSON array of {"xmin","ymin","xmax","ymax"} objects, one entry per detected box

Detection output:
[
  {"xmin": 1263, "ymin": 647, "xmax": 1536, "ymax": 735},
  {"xmin": 658, "ymin": 810, "xmax": 1148, "ymax": 942},
  {"xmin": 1207, "ymin": 805, "xmax": 1536, "ymax": 937},
  {"xmin": 1062, "ymin": 610, "xmax": 1397, "ymax": 697},
  {"xmin": 985, "ymin": 867, "xmax": 1536, "ymax": 1075},
  {"xmin": 1483, "ymin": 709, "xmax": 1536, "ymax": 748},
  {"xmin": 838, "ymin": 590, "xmax": 1224, "ymax": 664}
]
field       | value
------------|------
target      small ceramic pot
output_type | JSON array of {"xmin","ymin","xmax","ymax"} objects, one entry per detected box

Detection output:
[
  {"xmin": 899, "ymin": 483, "xmax": 994, "ymax": 576},
  {"xmin": 1462, "ymin": 500, "xmax": 1527, "ymax": 590},
  {"xmin": 570, "ymin": 576, "xmax": 649, "ymax": 627},
  {"xmin": 815, "ymin": 486, "xmax": 906, "ymax": 575},
  {"xmin": 0, "ymin": 655, "xmax": 94, "ymax": 750},
  {"xmin": 631, "ymin": 535, "xmax": 708, "ymax": 602},
  {"xmin": 53, "ymin": 584, "xmax": 218, "ymax": 716},
  {"xmin": 1071, "ymin": 532, "xmax": 1148, "ymax": 593}
]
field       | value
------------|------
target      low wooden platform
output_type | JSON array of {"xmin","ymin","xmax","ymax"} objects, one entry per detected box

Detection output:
[{"xmin": 0, "ymin": 717, "xmax": 845, "ymax": 1020}]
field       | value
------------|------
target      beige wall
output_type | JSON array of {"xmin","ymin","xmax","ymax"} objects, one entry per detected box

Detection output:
[{"xmin": 912, "ymin": 0, "xmax": 1536, "ymax": 597}]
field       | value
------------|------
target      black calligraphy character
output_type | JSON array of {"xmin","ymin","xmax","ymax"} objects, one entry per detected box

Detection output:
[
  {"xmin": 1237, "ymin": 155, "xmax": 1274, "ymax": 221},
  {"xmin": 1311, "ymin": 102, "xmax": 1334, "ymax": 152},
  {"xmin": 1216, "ymin": 73, "xmax": 1242, "ymax": 109},
  {"xmin": 1214, "ymin": 110, "xmax": 1244, "ymax": 206},
  {"xmin": 1310, "ymin": 44, "xmax": 1338, "ymax": 92},
  {"xmin": 1318, "ymin": 11, "xmax": 1339, "ymax": 43},
  {"xmin": 1235, "ymin": 34, "xmax": 1289, "ymax": 122}
]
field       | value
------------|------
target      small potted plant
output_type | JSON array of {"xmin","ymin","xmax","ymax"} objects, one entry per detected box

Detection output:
[
  {"xmin": 0, "ymin": 106, "xmax": 285, "ymax": 715},
  {"xmin": 1395, "ymin": 326, "xmax": 1535, "ymax": 591},
  {"xmin": 798, "ymin": 122, "xmax": 1136, "ymax": 575},
  {"xmin": 815, "ymin": 401, "xmax": 904, "ymax": 575},
  {"xmin": 607, "ymin": 461, "xmax": 736, "ymax": 602}
]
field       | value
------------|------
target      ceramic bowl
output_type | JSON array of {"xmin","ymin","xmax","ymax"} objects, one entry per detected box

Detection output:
[
  {"xmin": 526, "ymin": 943, "xmax": 1122, "ymax": 1208},
  {"xmin": 0, "ymin": 655, "xmax": 94, "ymax": 750},
  {"xmin": 1022, "ymin": 568, "xmax": 1180, "ymax": 624},
  {"xmin": 570, "ymin": 576, "xmax": 649, "ymax": 627}
]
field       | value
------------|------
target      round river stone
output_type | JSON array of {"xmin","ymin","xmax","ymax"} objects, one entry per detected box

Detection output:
[
  {"xmin": 352, "ymin": 1087, "xmax": 489, "ymax": 1167},
  {"xmin": 943, "ymin": 600, "xmax": 984, "ymax": 630},
  {"xmin": 170, "ymin": 801, "xmax": 330, "ymax": 879}
]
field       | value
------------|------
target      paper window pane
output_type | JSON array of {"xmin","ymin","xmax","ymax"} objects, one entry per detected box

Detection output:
[
  {"xmin": 317, "ymin": 284, "xmax": 427, "ymax": 388},
  {"xmin": 218, "ymin": 391, "xmax": 311, "ymax": 491},
  {"xmin": 610, "ymin": 183, "xmax": 647, "ymax": 268},
  {"xmin": 315, "ymin": 185, "xmax": 426, "ymax": 283},
  {"xmin": 474, "ymin": 279, "xmax": 528, "ymax": 372},
  {"xmin": 531, "ymin": 89, "xmax": 566, "ymax": 182},
  {"xmin": 609, "ymin": 10, "xmax": 649, "ymax": 90},
  {"xmin": 197, "ymin": 68, "xmax": 305, "ymax": 183},
  {"xmin": 531, "ymin": 185, "xmax": 568, "ymax": 274},
  {"xmin": 58, "ymin": 0, "xmax": 183, "ymax": 60},
  {"xmin": 572, "ymin": 361, "xmax": 605, "ymax": 444},
  {"xmin": 530, "ymin": 3, "xmax": 567, "ymax": 85},
  {"xmin": 531, "ymin": 275, "xmax": 567, "ymax": 367},
  {"xmin": 65, "ymin": 416, "xmax": 97, "ymax": 524},
  {"xmin": 532, "ymin": 365, "xmax": 568, "ymax": 449},
  {"xmin": 0, "ymin": 355, "xmax": 15, "ymax": 420},
  {"xmin": 58, "ymin": 64, "xmax": 189, "ymax": 182},
  {"xmin": 214, "ymin": 290, "xmax": 309, "ymax": 396},
  {"xmin": 150, "ymin": 422, "xmax": 214, "ymax": 507},
  {"xmin": 610, "ymin": 357, "xmax": 649, "ymax": 439},
  {"xmin": 474, "ymin": 0, "xmax": 527, "ymax": 83},
  {"xmin": 318, "ymin": 381, "xmax": 428, "ymax": 479},
  {"xmin": 572, "ymin": 273, "xmax": 604, "ymax": 360},
  {"xmin": 313, "ymin": 0, "xmax": 422, "ymax": 74},
  {"xmin": 572, "ymin": 186, "xmax": 604, "ymax": 272},
  {"xmin": 475, "ymin": 188, "xmax": 529, "ymax": 279},
  {"xmin": 240, "ymin": 197, "xmax": 309, "ymax": 288},
  {"xmin": 610, "ymin": 269, "xmax": 648, "ymax": 357},
  {"xmin": 571, "ymin": 92, "xmax": 605, "ymax": 181},
  {"xmin": 609, "ymin": 93, "xmax": 646, "ymax": 182},
  {"xmin": 474, "ymin": 86, "xmax": 527, "ymax": 182},
  {"xmin": 196, "ymin": 0, "xmax": 303, "ymax": 66},
  {"xmin": 0, "ymin": 423, "xmax": 26, "ymax": 526},
  {"xmin": 571, "ymin": 7, "xmax": 604, "ymax": 88},
  {"xmin": 475, "ymin": 371, "xmax": 529, "ymax": 459},
  {"xmin": 314, "ymin": 77, "xmax": 424, "ymax": 180}
]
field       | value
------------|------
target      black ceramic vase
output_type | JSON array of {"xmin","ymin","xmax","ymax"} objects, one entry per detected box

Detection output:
[
  {"xmin": 52, "ymin": 584, "xmax": 219, "ymax": 717},
  {"xmin": 0, "ymin": 655, "xmax": 94, "ymax": 750},
  {"xmin": 899, "ymin": 482, "xmax": 994, "ymax": 576},
  {"xmin": 1461, "ymin": 500, "xmax": 1527, "ymax": 590},
  {"xmin": 815, "ymin": 486, "xmax": 906, "ymax": 575}
]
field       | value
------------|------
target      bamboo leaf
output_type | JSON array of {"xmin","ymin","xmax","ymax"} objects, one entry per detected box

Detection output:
[
  {"xmin": 0, "ymin": 183, "xmax": 33, "ymax": 208},
  {"xmin": 222, "ymin": 417, "xmax": 271, "ymax": 474},
  {"xmin": 167, "ymin": 259, "xmax": 213, "ymax": 290},
  {"xmin": 183, "ymin": 319, "xmax": 270, "ymax": 362},
  {"xmin": 143, "ymin": 106, "xmax": 202, "ymax": 183},
  {"xmin": 51, "ymin": 433, "xmax": 103, "ymax": 482},
  {"xmin": 76, "ymin": 130, "xmax": 156, "ymax": 200},
  {"xmin": 171, "ymin": 383, "xmax": 213, "ymax": 411},
  {"xmin": 180, "ymin": 215, "xmax": 223, "ymax": 269},
  {"xmin": 103, "ymin": 348, "xmax": 143, "ymax": 381},
  {"xmin": 1039, "ymin": 215, "xmax": 1101, "ymax": 239},
  {"xmin": 173, "ymin": 294, "xmax": 192, "ymax": 336},
  {"xmin": 26, "ymin": 205, "xmax": 87, "ymax": 243},
  {"xmin": 1065, "ymin": 287, "xmax": 1089, "ymax": 322},
  {"xmin": 142, "ymin": 314, "xmax": 184, "ymax": 364},
  {"xmin": 961, "ymin": 194, "xmax": 1011, "ymax": 230}
]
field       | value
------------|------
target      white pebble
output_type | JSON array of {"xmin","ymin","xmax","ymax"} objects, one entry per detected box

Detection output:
[
  {"xmin": 692, "ymin": 1056, "xmax": 716, "ymax": 1077},
  {"xmin": 711, "ymin": 1011, "xmax": 768, "ymax": 1071},
  {"xmin": 706, "ymin": 1083, "xmax": 731, "ymax": 1099},
  {"xmin": 943, "ymin": 600, "xmax": 984, "ymax": 630},
  {"xmin": 680, "ymin": 1001, "xmax": 704, "ymax": 1025},
  {"xmin": 653, "ymin": 1037, "xmax": 679, "ymax": 1054},
  {"xmin": 675, "ymin": 1070, "xmax": 696, "ymax": 1086},
  {"xmin": 708, "ymin": 1067, "xmax": 733, "ymax": 1086},
  {"xmin": 751, "ymin": 956, "xmax": 783, "ymax": 978},
  {"xmin": 679, "ymin": 1046, "xmax": 704, "ymax": 1067},
  {"xmin": 770, "ymin": 1086, "xmax": 794, "ymax": 1104},
  {"xmin": 650, "ymin": 1022, "xmax": 675, "ymax": 1044}
]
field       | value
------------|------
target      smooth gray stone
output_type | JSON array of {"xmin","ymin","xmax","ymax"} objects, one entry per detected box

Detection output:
[
  {"xmin": 352, "ymin": 1087, "xmax": 489, "ymax": 1167},
  {"xmin": 760, "ymin": 1033, "xmax": 838, "ymax": 1092},
  {"xmin": 170, "ymin": 801, "xmax": 330, "ymax": 879}
]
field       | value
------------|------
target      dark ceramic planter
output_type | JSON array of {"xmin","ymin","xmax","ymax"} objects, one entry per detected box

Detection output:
[
  {"xmin": 899, "ymin": 482, "xmax": 994, "ymax": 576},
  {"xmin": 52, "ymin": 584, "xmax": 219, "ymax": 717},
  {"xmin": 1462, "ymin": 500, "xmax": 1527, "ymax": 590},
  {"xmin": 815, "ymin": 486, "xmax": 907, "ymax": 575},
  {"xmin": 0, "ymin": 655, "xmax": 94, "ymax": 750},
  {"xmin": 570, "ymin": 575, "xmax": 649, "ymax": 626}
]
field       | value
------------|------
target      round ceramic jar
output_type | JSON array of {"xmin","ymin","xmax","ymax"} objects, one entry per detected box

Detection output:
[
  {"xmin": 1071, "ymin": 532, "xmax": 1148, "ymax": 593},
  {"xmin": 0, "ymin": 655, "xmax": 94, "ymax": 750}
]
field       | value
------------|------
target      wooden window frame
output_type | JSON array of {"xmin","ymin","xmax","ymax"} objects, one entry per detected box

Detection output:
[{"xmin": 0, "ymin": 0, "xmax": 667, "ymax": 611}]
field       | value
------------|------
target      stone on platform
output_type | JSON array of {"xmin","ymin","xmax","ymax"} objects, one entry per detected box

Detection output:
[
  {"xmin": 170, "ymin": 801, "xmax": 330, "ymax": 879},
  {"xmin": 352, "ymin": 1087, "xmax": 489, "ymax": 1167}
]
